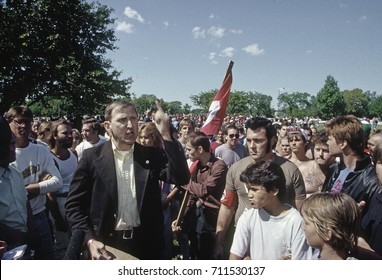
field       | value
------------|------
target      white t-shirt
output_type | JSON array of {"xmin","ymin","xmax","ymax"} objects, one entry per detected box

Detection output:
[
  {"xmin": 230, "ymin": 206, "xmax": 312, "ymax": 260},
  {"xmin": 75, "ymin": 137, "xmax": 107, "ymax": 161},
  {"xmin": 53, "ymin": 150, "xmax": 78, "ymax": 194},
  {"xmin": 11, "ymin": 142, "xmax": 62, "ymax": 215}
]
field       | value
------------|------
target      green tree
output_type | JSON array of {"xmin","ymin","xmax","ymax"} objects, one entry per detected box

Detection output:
[
  {"xmin": 131, "ymin": 94, "xmax": 158, "ymax": 116},
  {"xmin": 247, "ymin": 91, "xmax": 273, "ymax": 117},
  {"xmin": 227, "ymin": 91, "xmax": 248, "ymax": 115},
  {"xmin": 0, "ymin": 0, "xmax": 132, "ymax": 115},
  {"xmin": 190, "ymin": 90, "xmax": 217, "ymax": 112},
  {"xmin": 343, "ymin": 88, "xmax": 369, "ymax": 117},
  {"xmin": 366, "ymin": 91, "xmax": 382, "ymax": 119},
  {"xmin": 277, "ymin": 91, "xmax": 312, "ymax": 118},
  {"xmin": 315, "ymin": 75, "xmax": 345, "ymax": 119}
]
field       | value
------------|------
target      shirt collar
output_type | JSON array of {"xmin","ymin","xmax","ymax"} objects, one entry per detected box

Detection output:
[{"xmin": 111, "ymin": 140, "xmax": 135, "ymax": 156}]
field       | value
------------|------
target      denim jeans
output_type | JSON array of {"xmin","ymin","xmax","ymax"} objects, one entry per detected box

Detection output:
[{"xmin": 31, "ymin": 210, "xmax": 55, "ymax": 259}]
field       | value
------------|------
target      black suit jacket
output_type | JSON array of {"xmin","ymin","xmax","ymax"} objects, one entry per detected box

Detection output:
[{"xmin": 65, "ymin": 140, "xmax": 189, "ymax": 259}]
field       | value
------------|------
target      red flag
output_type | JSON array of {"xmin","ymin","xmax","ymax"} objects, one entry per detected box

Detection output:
[{"xmin": 201, "ymin": 61, "xmax": 234, "ymax": 136}]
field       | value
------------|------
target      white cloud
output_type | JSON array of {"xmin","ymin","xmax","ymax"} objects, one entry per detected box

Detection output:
[
  {"xmin": 219, "ymin": 47, "xmax": 235, "ymax": 58},
  {"xmin": 163, "ymin": 21, "xmax": 170, "ymax": 28},
  {"xmin": 306, "ymin": 49, "xmax": 313, "ymax": 55},
  {"xmin": 116, "ymin": 21, "xmax": 134, "ymax": 33},
  {"xmin": 208, "ymin": 26, "xmax": 225, "ymax": 38},
  {"xmin": 124, "ymin": 6, "xmax": 145, "ymax": 23},
  {"xmin": 209, "ymin": 13, "xmax": 215, "ymax": 19},
  {"xmin": 242, "ymin": 43, "xmax": 265, "ymax": 56},
  {"xmin": 230, "ymin": 29, "xmax": 243, "ymax": 34},
  {"xmin": 358, "ymin": 15, "xmax": 368, "ymax": 22},
  {"xmin": 192, "ymin": 27, "xmax": 206, "ymax": 39},
  {"xmin": 208, "ymin": 52, "xmax": 217, "ymax": 60}
]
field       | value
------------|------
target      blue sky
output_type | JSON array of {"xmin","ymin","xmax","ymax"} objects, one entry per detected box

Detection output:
[{"xmin": 95, "ymin": 0, "xmax": 382, "ymax": 108}]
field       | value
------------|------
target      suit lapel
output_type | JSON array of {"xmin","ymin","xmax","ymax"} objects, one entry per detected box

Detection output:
[
  {"xmin": 134, "ymin": 144, "xmax": 150, "ymax": 211},
  {"xmin": 93, "ymin": 141, "xmax": 118, "ymax": 207}
]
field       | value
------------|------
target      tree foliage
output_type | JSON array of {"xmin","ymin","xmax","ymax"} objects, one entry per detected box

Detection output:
[
  {"xmin": 342, "ymin": 88, "xmax": 369, "ymax": 117},
  {"xmin": 315, "ymin": 75, "xmax": 345, "ymax": 119},
  {"xmin": 0, "ymin": 0, "xmax": 132, "ymax": 115},
  {"xmin": 277, "ymin": 91, "xmax": 313, "ymax": 118}
]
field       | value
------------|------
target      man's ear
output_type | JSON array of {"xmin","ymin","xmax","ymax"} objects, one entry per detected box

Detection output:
[
  {"xmin": 103, "ymin": 121, "xmax": 110, "ymax": 132},
  {"xmin": 197, "ymin": 145, "xmax": 204, "ymax": 154},
  {"xmin": 271, "ymin": 188, "xmax": 279, "ymax": 196}
]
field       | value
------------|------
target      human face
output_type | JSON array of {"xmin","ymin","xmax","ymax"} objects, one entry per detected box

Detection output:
[
  {"xmin": 185, "ymin": 142, "xmax": 200, "ymax": 162},
  {"xmin": 9, "ymin": 115, "xmax": 32, "ymax": 144},
  {"xmin": 301, "ymin": 214, "xmax": 324, "ymax": 250},
  {"xmin": 367, "ymin": 135, "xmax": 381, "ymax": 154},
  {"xmin": 247, "ymin": 184, "xmax": 275, "ymax": 210},
  {"xmin": 139, "ymin": 133, "xmax": 155, "ymax": 147},
  {"xmin": 246, "ymin": 127, "xmax": 271, "ymax": 162},
  {"xmin": 216, "ymin": 131, "xmax": 224, "ymax": 143},
  {"xmin": 280, "ymin": 138, "xmax": 291, "ymax": 156},
  {"xmin": 180, "ymin": 125, "xmax": 193, "ymax": 140},
  {"xmin": 81, "ymin": 123, "xmax": 97, "ymax": 142},
  {"xmin": 288, "ymin": 134, "xmax": 306, "ymax": 153},
  {"xmin": 32, "ymin": 121, "xmax": 40, "ymax": 134},
  {"xmin": 56, "ymin": 124, "xmax": 73, "ymax": 149},
  {"xmin": 327, "ymin": 135, "xmax": 342, "ymax": 157},
  {"xmin": 314, "ymin": 143, "xmax": 335, "ymax": 167},
  {"xmin": 279, "ymin": 126, "xmax": 288, "ymax": 138},
  {"xmin": 225, "ymin": 128, "xmax": 239, "ymax": 148},
  {"xmin": 104, "ymin": 106, "xmax": 138, "ymax": 151}
]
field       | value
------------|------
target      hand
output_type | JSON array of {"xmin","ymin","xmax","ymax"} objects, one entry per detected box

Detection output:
[
  {"xmin": 0, "ymin": 240, "xmax": 8, "ymax": 257},
  {"xmin": 358, "ymin": 200, "xmax": 366, "ymax": 211},
  {"xmin": 153, "ymin": 100, "xmax": 171, "ymax": 141},
  {"xmin": 171, "ymin": 220, "xmax": 182, "ymax": 233},
  {"xmin": 39, "ymin": 172, "xmax": 52, "ymax": 181},
  {"xmin": 87, "ymin": 239, "xmax": 114, "ymax": 260}
]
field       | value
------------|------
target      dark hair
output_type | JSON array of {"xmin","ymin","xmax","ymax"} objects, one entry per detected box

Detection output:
[
  {"xmin": 82, "ymin": 118, "xmax": 101, "ymax": 134},
  {"xmin": 313, "ymin": 129, "xmax": 329, "ymax": 145},
  {"xmin": 240, "ymin": 160, "xmax": 286, "ymax": 200},
  {"xmin": 47, "ymin": 119, "xmax": 72, "ymax": 149},
  {"xmin": 245, "ymin": 117, "xmax": 277, "ymax": 152},
  {"xmin": 187, "ymin": 131, "xmax": 210, "ymax": 152},
  {"xmin": 104, "ymin": 100, "xmax": 137, "ymax": 122},
  {"xmin": 5, "ymin": 105, "xmax": 34, "ymax": 123}
]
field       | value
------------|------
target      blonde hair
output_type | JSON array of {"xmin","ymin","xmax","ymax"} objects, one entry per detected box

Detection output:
[
  {"xmin": 138, "ymin": 122, "xmax": 163, "ymax": 148},
  {"xmin": 301, "ymin": 192, "xmax": 360, "ymax": 255}
]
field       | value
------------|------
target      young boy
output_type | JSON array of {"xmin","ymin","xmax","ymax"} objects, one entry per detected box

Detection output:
[{"xmin": 229, "ymin": 160, "xmax": 311, "ymax": 260}]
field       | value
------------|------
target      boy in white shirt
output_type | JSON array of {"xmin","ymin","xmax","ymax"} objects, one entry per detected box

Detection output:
[{"xmin": 229, "ymin": 160, "xmax": 311, "ymax": 260}]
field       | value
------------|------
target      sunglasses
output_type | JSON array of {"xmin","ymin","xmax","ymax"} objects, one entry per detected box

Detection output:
[{"xmin": 228, "ymin": 133, "xmax": 240, "ymax": 139}]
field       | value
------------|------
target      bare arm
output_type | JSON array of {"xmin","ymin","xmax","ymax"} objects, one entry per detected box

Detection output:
[
  {"xmin": 229, "ymin": 252, "xmax": 242, "ymax": 260},
  {"xmin": 213, "ymin": 204, "xmax": 235, "ymax": 259}
]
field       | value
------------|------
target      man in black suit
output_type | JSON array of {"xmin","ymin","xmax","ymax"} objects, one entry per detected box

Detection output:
[{"xmin": 65, "ymin": 100, "xmax": 189, "ymax": 260}]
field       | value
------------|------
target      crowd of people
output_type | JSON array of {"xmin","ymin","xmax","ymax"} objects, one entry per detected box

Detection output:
[{"xmin": 1, "ymin": 101, "xmax": 381, "ymax": 260}]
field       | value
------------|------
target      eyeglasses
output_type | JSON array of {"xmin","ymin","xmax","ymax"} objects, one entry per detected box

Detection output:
[
  {"xmin": 228, "ymin": 133, "xmax": 240, "ymax": 139},
  {"xmin": 12, "ymin": 118, "xmax": 31, "ymax": 126}
]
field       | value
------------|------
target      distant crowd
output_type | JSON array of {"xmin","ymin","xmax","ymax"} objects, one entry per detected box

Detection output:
[{"xmin": 1, "ymin": 101, "xmax": 381, "ymax": 260}]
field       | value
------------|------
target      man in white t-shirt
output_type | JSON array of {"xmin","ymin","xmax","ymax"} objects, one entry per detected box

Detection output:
[
  {"xmin": 5, "ymin": 106, "xmax": 62, "ymax": 259},
  {"xmin": 229, "ymin": 160, "xmax": 311, "ymax": 260},
  {"xmin": 75, "ymin": 118, "xmax": 107, "ymax": 161}
]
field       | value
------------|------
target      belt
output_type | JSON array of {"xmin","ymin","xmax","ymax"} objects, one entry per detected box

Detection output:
[{"xmin": 122, "ymin": 229, "xmax": 134, "ymax": 240}]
